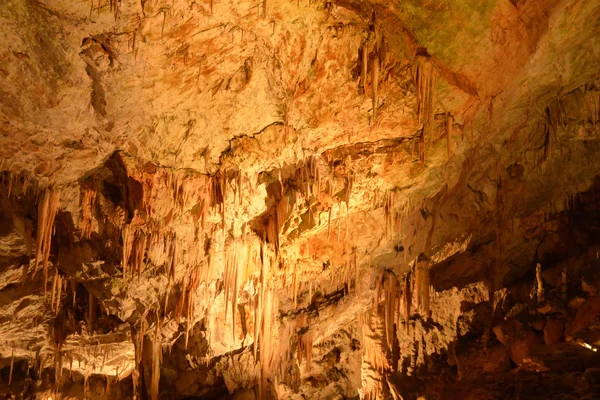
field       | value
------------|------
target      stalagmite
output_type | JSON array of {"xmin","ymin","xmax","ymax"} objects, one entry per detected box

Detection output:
[
  {"xmin": 33, "ymin": 188, "xmax": 60, "ymax": 292},
  {"xmin": 536, "ymin": 263, "xmax": 544, "ymax": 302}
]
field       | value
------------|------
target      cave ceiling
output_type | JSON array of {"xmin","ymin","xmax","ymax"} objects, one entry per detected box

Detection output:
[{"xmin": 0, "ymin": 0, "xmax": 600, "ymax": 398}]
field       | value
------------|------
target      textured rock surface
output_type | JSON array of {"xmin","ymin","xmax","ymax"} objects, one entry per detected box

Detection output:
[{"xmin": 1, "ymin": 0, "xmax": 600, "ymax": 398}]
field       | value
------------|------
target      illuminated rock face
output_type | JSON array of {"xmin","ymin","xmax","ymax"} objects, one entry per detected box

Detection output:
[{"xmin": 0, "ymin": 0, "xmax": 600, "ymax": 398}]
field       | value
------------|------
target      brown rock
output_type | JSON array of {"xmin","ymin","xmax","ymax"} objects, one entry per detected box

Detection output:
[
  {"xmin": 544, "ymin": 318, "xmax": 565, "ymax": 345},
  {"xmin": 493, "ymin": 320, "xmax": 542, "ymax": 366},
  {"xmin": 565, "ymin": 296, "xmax": 600, "ymax": 341},
  {"xmin": 456, "ymin": 341, "xmax": 511, "ymax": 379},
  {"xmin": 231, "ymin": 389, "xmax": 256, "ymax": 400},
  {"xmin": 585, "ymin": 368, "xmax": 600, "ymax": 386}
]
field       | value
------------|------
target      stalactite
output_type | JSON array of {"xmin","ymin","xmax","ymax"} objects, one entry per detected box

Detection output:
[
  {"xmin": 51, "ymin": 268, "xmax": 58, "ymax": 311},
  {"xmin": 402, "ymin": 272, "xmax": 411, "ymax": 332},
  {"xmin": 113, "ymin": 0, "xmax": 119, "ymax": 21},
  {"xmin": 584, "ymin": 90, "xmax": 600, "ymax": 127},
  {"xmin": 81, "ymin": 188, "xmax": 96, "ymax": 240},
  {"xmin": 224, "ymin": 240, "xmax": 248, "ymax": 341},
  {"xmin": 258, "ymin": 289, "xmax": 278, "ymax": 399},
  {"xmin": 354, "ymin": 251, "xmax": 359, "ymax": 294},
  {"xmin": 51, "ymin": 269, "xmax": 63, "ymax": 315},
  {"xmin": 337, "ymin": 203, "xmax": 342, "ymax": 242},
  {"xmin": 292, "ymin": 264, "xmax": 298, "ymax": 309},
  {"xmin": 122, "ymin": 225, "xmax": 135, "ymax": 278},
  {"xmin": 131, "ymin": 318, "xmax": 147, "ymax": 400},
  {"xmin": 210, "ymin": 172, "xmax": 226, "ymax": 231},
  {"xmin": 166, "ymin": 233, "xmax": 177, "ymax": 283},
  {"xmin": 360, "ymin": 44, "xmax": 368, "ymax": 93},
  {"xmin": 175, "ymin": 275, "xmax": 188, "ymax": 324},
  {"xmin": 561, "ymin": 268, "xmax": 568, "ymax": 298},
  {"xmin": 254, "ymin": 242, "xmax": 270, "ymax": 359},
  {"xmin": 382, "ymin": 272, "xmax": 397, "ymax": 351},
  {"xmin": 414, "ymin": 254, "xmax": 430, "ymax": 316},
  {"xmin": 384, "ymin": 190, "xmax": 395, "ymax": 243},
  {"xmin": 327, "ymin": 207, "xmax": 332, "ymax": 239},
  {"xmin": 372, "ymin": 56, "xmax": 379, "ymax": 120},
  {"xmin": 184, "ymin": 267, "xmax": 201, "ymax": 348},
  {"xmin": 414, "ymin": 56, "xmax": 436, "ymax": 164},
  {"xmin": 446, "ymin": 112, "xmax": 453, "ymax": 158},
  {"xmin": 34, "ymin": 188, "xmax": 60, "ymax": 292},
  {"xmin": 546, "ymin": 99, "xmax": 567, "ymax": 132},
  {"xmin": 132, "ymin": 230, "xmax": 147, "ymax": 280}
]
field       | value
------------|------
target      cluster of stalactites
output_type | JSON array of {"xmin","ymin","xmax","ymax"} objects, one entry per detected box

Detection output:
[
  {"xmin": 266, "ymin": 191, "xmax": 290, "ymax": 255},
  {"xmin": 358, "ymin": 23, "xmax": 388, "ymax": 120},
  {"xmin": 378, "ymin": 189, "xmax": 407, "ymax": 249},
  {"xmin": 373, "ymin": 257, "xmax": 431, "ymax": 341},
  {"xmin": 584, "ymin": 89, "xmax": 600, "ymax": 128},
  {"xmin": 210, "ymin": 170, "xmax": 227, "ymax": 230},
  {"xmin": 297, "ymin": 329, "xmax": 314, "ymax": 372},
  {"xmin": 374, "ymin": 271, "xmax": 400, "ymax": 351},
  {"xmin": 341, "ymin": 251, "xmax": 360, "ymax": 295},
  {"xmin": 121, "ymin": 224, "xmax": 146, "ymax": 280},
  {"xmin": 257, "ymin": 289, "xmax": 278, "ymax": 399},
  {"xmin": 223, "ymin": 239, "xmax": 250, "ymax": 341},
  {"xmin": 251, "ymin": 240, "xmax": 284, "ymax": 399},
  {"xmin": 174, "ymin": 265, "xmax": 202, "ymax": 347},
  {"xmin": 1, "ymin": 170, "xmax": 39, "ymax": 199},
  {"xmin": 413, "ymin": 56, "xmax": 436, "ymax": 163},
  {"xmin": 298, "ymin": 155, "xmax": 323, "ymax": 200},
  {"xmin": 361, "ymin": 317, "xmax": 390, "ymax": 373},
  {"xmin": 50, "ymin": 268, "xmax": 65, "ymax": 316}
]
